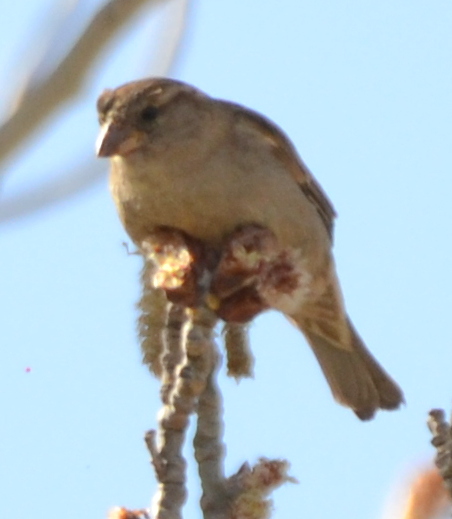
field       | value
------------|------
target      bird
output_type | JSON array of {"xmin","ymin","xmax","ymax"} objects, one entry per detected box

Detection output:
[{"xmin": 96, "ymin": 77, "xmax": 404, "ymax": 420}]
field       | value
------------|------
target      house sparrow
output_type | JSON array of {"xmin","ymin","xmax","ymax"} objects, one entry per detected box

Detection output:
[{"xmin": 96, "ymin": 77, "xmax": 404, "ymax": 420}]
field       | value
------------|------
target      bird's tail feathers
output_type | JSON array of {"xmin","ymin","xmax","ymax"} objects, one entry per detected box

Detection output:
[{"xmin": 298, "ymin": 316, "xmax": 404, "ymax": 420}]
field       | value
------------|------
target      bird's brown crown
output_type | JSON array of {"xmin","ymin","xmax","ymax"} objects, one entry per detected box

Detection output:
[{"xmin": 97, "ymin": 77, "xmax": 204, "ymax": 125}]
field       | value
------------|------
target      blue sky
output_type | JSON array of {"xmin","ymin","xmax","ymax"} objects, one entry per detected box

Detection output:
[{"xmin": 1, "ymin": 1, "xmax": 452, "ymax": 518}]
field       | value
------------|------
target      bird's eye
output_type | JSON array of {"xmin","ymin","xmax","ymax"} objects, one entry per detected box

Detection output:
[{"xmin": 140, "ymin": 106, "xmax": 159, "ymax": 122}]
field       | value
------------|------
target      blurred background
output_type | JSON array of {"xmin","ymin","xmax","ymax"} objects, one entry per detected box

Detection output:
[{"xmin": 1, "ymin": 1, "xmax": 452, "ymax": 518}]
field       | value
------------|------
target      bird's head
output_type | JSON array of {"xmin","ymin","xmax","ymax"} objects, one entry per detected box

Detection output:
[{"xmin": 96, "ymin": 77, "xmax": 209, "ymax": 158}]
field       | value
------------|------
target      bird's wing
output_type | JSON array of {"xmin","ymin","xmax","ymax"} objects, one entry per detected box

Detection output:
[{"xmin": 228, "ymin": 102, "xmax": 337, "ymax": 240}]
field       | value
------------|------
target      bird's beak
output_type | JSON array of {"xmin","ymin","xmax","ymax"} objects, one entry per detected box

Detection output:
[{"xmin": 96, "ymin": 121, "xmax": 142, "ymax": 157}]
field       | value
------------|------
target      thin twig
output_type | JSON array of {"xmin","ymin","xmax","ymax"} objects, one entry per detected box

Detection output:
[
  {"xmin": 160, "ymin": 304, "xmax": 187, "ymax": 401},
  {"xmin": 194, "ymin": 344, "xmax": 229, "ymax": 519},
  {"xmin": 4, "ymin": 0, "xmax": 82, "ymax": 113},
  {"xmin": 150, "ymin": 306, "xmax": 218, "ymax": 519},
  {"xmin": 0, "ymin": 159, "xmax": 106, "ymax": 223},
  {"xmin": 428, "ymin": 409, "xmax": 452, "ymax": 498},
  {"xmin": 143, "ymin": 0, "xmax": 190, "ymax": 76},
  {"xmin": 145, "ymin": 429, "xmax": 165, "ymax": 481}
]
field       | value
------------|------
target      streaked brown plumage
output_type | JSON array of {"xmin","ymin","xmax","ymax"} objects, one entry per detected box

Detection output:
[{"xmin": 96, "ymin": 77, "xmax": 404, "ymax": 420}]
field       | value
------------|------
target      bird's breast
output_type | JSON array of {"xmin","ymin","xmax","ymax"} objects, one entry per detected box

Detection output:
[{"xmin": 110, "ymin": 151, "xmax": 330, "ymax": 270}]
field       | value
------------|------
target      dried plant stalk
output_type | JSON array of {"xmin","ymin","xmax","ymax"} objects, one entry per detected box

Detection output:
[
  {"xmin": 428, "ymin": 408, "xmax": 452, "ymax": 498},
  {"xmin": 146, "ymin": 306, "xmax": 218, "ymax": 519},
  {"xmin": 138, "ymin": 259, "xmax": 169, "ymax": 377},
  {"xmin": 228, "ymin": 458, "xmax": 296, "ymax": 519},
  {"xmin": 160, "ymin": 304, "xmax": 187, "ymax": 402},
  {"xmin": 194, "ymin": 345, "xmax": 229, "ymax": 519},
  {"xmin": 129, "ymin": 227, "xmax": 295, "ymax": 518},
  {"xmin": 223, "ymin": 322, "xmax": 254, "ymax": 379}
]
